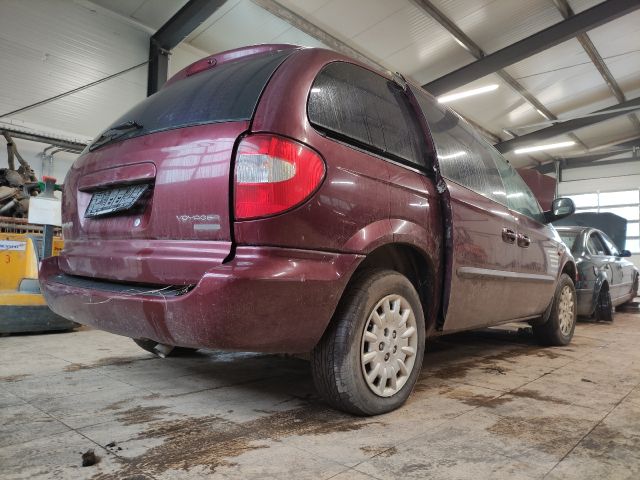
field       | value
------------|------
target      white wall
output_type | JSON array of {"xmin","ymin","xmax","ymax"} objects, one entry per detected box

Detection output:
[
  {"xmin": 557, "ymin": 159, "xmax": 640, "ymax": 268},
  {"xmin": 0, "ymin": 0, "xmax": 208, "ymax": 190},
  {"xmin": 0, "ymin": 0, "xmax": 150, "ymax": 139}
]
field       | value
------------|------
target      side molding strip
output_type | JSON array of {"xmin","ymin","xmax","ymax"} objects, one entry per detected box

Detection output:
[{"xmin": 457, "ymin": 267, "xmax": 555, "ymax": 283}]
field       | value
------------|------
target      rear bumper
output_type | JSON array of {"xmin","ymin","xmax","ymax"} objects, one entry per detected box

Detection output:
[{"xmin": 40, "ymin": 246, "xmax": 362, "ymax": 352}]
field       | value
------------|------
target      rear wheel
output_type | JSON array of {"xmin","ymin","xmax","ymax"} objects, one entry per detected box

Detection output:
[
  {"xmin": 132, "ymin": 338, "xmax": 198, "ymax": 357},
  {"xmin": 595, "ymin": 285, "xmax": 614, "ymax": 322},
  {"xmin": 311, "ymin": 269, "xmax": 425, "ymax": 416},
  {"xmin": 533, "ymin": 273, "xmax": 577, "ymax": 346}
]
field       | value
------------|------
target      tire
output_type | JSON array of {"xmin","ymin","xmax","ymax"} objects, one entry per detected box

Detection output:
[
  {"xmin": 311, "ymin": 269, "xmax": 426, "ymax": 416},
  {"xmin": 595, "ymin": 285, "xmax": 614, "ymax": 322},
  {"xmin": 533, "ymin": 273, "xmax": 577, "ymax": 346},
  {"xmin": 132, "ymin": 338, "xmax": 198, "ymax": 357}
]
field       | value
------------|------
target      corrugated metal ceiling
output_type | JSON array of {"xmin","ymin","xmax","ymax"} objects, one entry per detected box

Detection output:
[{"xmin": 1, "ymin": 0, "xmax": 638, "ymax": 169}]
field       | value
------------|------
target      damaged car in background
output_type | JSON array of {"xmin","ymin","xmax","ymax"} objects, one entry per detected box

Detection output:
[
  {"xmin": 557, "ymin": 226, "xmax": 638, "ymax": 321},
  {"xmin": 41, "ymin": 44, "xmax": 578, "ymax": 415}
]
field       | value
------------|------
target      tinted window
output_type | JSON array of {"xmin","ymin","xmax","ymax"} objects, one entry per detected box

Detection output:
[
  {"xmin": 600, "ymin": 232, "xmax": 620, "ymax": 256},
  {"xmin": 490, "ymin": 149, "xmax": 545, "ymax": 223},
  {"xmin": 588, "ymin": 233, "xmax": 607, "ymax": 256},
  {"xmin": 90, "ymin": 50, "xmax": 293, "ymax": 150},
  {"xmin": 308, "ymin": 63, "xmax": 427, "ymax": 167},
  {"xmin": 409, "ymin": 86, "xmax": 505, "ymax": 203}
]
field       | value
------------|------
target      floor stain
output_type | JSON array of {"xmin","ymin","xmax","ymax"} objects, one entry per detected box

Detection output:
[
  {"xmin": 487, "ymin": 415, "xmax": 589, "ymax": 454},
  {"xmin": 427, "ymin": 344, "xmax": 568, "ymax": 380},
  {"xmin": 361, "ymin": 446, "xmax": 397, "ymax": 457},
  {"xmin": 64, "ymin": 356, "xmax": 150, "ymax": 372},
  {"xmin": 0, "ymin": 374, "xmax": 30, "ymax": 382},
  {"xmin": 103, "ymin": 399, "xmax": 132, "ymax": 411},
  {"xmin": 507, "ymin": 389, "xmax": 573, "ymax": 406},
  {"xmin": 115, "ymin": 406, "xmax": 170, "ymax": 426},
  {"xmin": 92, "ymin": 405, "xmax": 380, "ymax": 478}
]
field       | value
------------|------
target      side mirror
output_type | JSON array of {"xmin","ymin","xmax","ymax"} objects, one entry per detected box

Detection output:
[
  {"xmin": 544, "ymin": 197, "xmax": 575, "ymax": 224},
  {"xmin": 619, "ymin": 249, "xmax": 632, "ymax": 258}
]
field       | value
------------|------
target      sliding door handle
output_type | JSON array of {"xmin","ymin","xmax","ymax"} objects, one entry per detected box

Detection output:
[
  {"xmin": 517, "ymin": 233, "xmax": 531, "ymax": 248},
  {"xmin": 502, "ymin": 228, "xmax": 517, "ymax": 244}
]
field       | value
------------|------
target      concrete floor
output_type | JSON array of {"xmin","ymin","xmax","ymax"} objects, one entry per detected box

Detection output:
[{"xmin": 2, "ymin": 309, "xmax": 640, "ymax": 480}]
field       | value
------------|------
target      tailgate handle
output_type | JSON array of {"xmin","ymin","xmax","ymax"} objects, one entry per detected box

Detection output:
[{"xmin": 78, "ymin": 162, "xmax": 156, "ymax": 192}]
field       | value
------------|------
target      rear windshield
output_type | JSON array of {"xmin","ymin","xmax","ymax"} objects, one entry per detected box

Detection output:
[
  {"xmin": 89, "ymin": 49, "xmax": 293, "ymax": 151},
  {"xmin": 559, "ymin": 231, "xmax": 579, "ymax": 252}
]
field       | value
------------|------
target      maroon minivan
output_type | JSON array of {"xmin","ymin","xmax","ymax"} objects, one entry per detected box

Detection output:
[{"xmin": 41, "ymin": 44, "xmax": 577, "ymax": 415}]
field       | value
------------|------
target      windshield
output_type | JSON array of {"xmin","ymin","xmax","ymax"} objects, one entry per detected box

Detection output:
[
  {"xmin": 88, "ymin": 49, "xmax": 293, "ymax": 151},
  {"xmin": 559, "ymin": 231, "xmax": 579, "ymax": 252}
]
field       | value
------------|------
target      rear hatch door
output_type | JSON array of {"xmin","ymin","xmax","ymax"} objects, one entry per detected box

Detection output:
[{"xmin": 59, "ymin": 48, "xmax": 295, "ymax": 284}]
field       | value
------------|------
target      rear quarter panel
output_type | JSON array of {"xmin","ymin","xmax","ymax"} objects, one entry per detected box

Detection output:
[{"xmin": 237, "ymin": 49, "xmax": 395, "ymax": 253}]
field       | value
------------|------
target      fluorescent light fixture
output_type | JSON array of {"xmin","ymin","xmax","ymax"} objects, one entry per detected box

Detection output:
[
  {"xmin": 437, "ymin": 84, "xmax": 499, "ymax": 103},
  {"xmin": 514, "ymin": 141, "xmax": 576, "ymax": 155},
  {"xmin": 439, "ymin": 151, "xmax": 466, "ymax": 159}
]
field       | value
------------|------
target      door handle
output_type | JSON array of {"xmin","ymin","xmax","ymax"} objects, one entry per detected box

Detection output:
[
  {"xmin": 502, "ymin": 228, "xmax": 517, "ymax": 244},
  {"xmin": 517, "ymin": 233, "xmax": 531, "ymax": 248}
]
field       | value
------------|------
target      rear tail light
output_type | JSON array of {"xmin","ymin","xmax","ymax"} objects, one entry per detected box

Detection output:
[{"xmin": 234, "ymin": 134, "xmax": 325, "ymax": 220}]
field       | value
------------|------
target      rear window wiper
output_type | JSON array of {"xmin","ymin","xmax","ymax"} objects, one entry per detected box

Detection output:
[{"xmin": 89, "ymin": 121, "xmax": 143, "ymax": 151}]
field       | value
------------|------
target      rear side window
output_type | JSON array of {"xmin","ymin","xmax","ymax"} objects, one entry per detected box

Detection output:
[
  {"xmin": 559, "ymin": 232, "xmax": 579, "ymax": 252},
  {"xmin": 308, "ymin": 62, "xmax": 427, "ymax": 168},
  {"xmin": 600, "ymin": 232, "xmax": 620, "ymax": 256},
  {"xmin": 588, "ymin": 233, "xmax": 607, "ymax": 256},
  {"xmin": 90, "ymin": 49, "xmax": 293, "ymax": 150},
  {"xmin": 409, "ymin": 86, "xmax": 504, "ymax": 203},
  {"xmin": 490, "ymin": 149, "xmax": 545, "ymax": 223}
]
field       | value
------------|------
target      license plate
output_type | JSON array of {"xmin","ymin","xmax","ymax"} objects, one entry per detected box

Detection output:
[{"xmin": 85, "ymin": 184, "xmax": 149, "ymax": 218}]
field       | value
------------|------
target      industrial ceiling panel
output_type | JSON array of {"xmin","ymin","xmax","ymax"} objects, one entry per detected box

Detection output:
[
  {"xmin": 389, "ymin": 38, "xmax": 473, "ymax": 85},
  {"xmin": 275, "ymin": 0, "xmax": 332, "ymax": 16},
  {"xmin": 308, "ymin": 0, "xmax": 406, "ymax": 41},
  {"xmin": 89, "ymin": 0, "xmax": 148, "ymax": 18},
  {"xmin": 184, "ymin": 0, "xmax": 242, "ymax": 43},
  {"xmin": 350, "ymin": 2, "xmax": 444, "ymax": 63},
  {"xmin": 437, "ymin": 73, "xmax": 537, "ymax": 137},
  {"xmin": 431, "ymin": 0, "xmax": 563, "ymax": 54},
  {"xmin": 129, "ymin": 0, "xmax": 191, "ymax": 30},
  {"xmin": 271, "ymin": 27, "xmax": 327, "ymax": 48},
  {"xmin": 567, "ymin": 0, "xmax": 607, "ymax": 14},
  {"xmin": 188, "ymin": 0, "xmax": 291, "ymax": 53},
  {"xmin": 570, "ymin": 116, "xmax": 639, "ymax": 149},
  {"xmin": 90, "ymin": 0, "xmax": 189, "ymax": 30},
  {"xmin": 0, "ymin": 0, "xmax": 149, "ymax": 74},
  {"xmin": 587, "ymin": 9, "xmax": 640, "ymax": 58},
  {"xmin": 0, "ymin": 0, "xmax": 149, "ymax": 137}
]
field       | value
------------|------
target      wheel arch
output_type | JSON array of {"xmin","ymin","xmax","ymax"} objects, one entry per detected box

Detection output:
[
  {"xmin": 348, "ymin": 243, "xmax": 439, "ymax": 334},
  {"xmin": 561, "ymin": 260, "xmax": 577, "ymax": 283},
  {"xmin": 591, "ymin": 272, "xmax": 610, "ymax": 315}
]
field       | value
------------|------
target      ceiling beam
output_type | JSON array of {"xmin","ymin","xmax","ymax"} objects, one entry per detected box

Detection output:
[
  {"xmin": 423, "ymin": 0, "xmax": 640, "ymax": 96},
  {"xmin": 147, "ymin": 0, "xmax": 228, "ymax": 95},
  {"xmin": 552, "ymin": 0, "xmax": 640, "ymax": 135},
  {"xmin": 410, "ymin": 0, "xmax": 587, "ymax": 152},
  {"xmin": 495, "ymin": 96, "xmax": 640, "ymax": 153},
  {"xmin": 535, "ymin": 154, "xmax": 639, "ymax": 174},
  {"xmin": 411, "ymin": 0, "xmax": 556, "ymax": 119},
  {"xmin": 532, "ymin": 136, "xmax": 640, "ymax": 173}
]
